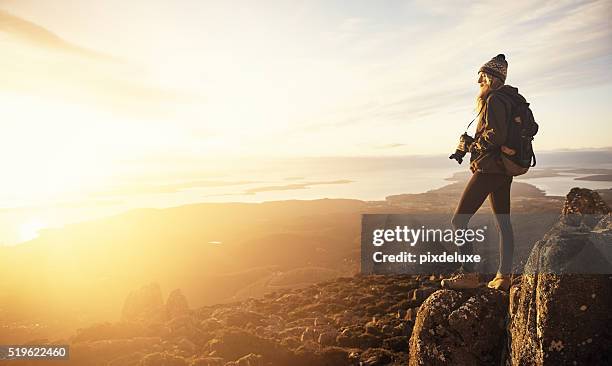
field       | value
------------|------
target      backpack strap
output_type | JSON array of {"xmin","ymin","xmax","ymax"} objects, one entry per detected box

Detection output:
[
  {"xmin": 487, "ymin": 91, "xmax": 515, "ymax": 147},
  {"xmin": 487, "ymin": 90, "xmax": 515, "ymax": 118}
]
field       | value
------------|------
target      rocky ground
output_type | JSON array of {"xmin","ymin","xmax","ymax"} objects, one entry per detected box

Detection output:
[{"xmin": 12, "ymin": 274, "xmax": 445, "ymax": 365}]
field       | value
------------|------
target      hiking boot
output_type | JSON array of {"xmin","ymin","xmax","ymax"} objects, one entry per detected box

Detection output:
[
  {"xmin": 487, "ymin": 274, "xmax": 511, "ymax": 291},
  {"xmin": 440, "ymin": 272, "xmax": 480, "ymax": 289}
]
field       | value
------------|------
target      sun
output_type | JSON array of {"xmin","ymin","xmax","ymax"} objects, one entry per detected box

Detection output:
[{"xmin": 19, "ymin": 219, "xmax": 47, "ymax": 243}]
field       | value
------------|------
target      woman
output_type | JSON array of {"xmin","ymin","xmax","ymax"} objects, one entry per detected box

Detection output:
[{"xmin": 441, "ymin": 54, "xmax": 523, "ymax": 291}]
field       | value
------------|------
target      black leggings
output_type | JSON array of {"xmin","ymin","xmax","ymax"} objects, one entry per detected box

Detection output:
[{"xmin": 451, "ymin": 172, "xmax": 514, "ymax": 274}]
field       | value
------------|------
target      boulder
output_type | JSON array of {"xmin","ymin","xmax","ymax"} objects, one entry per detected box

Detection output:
[
  {"xmin": 561, "ymin": 188, "xmax": 611, "ymax": 215},
  {"xmin": 232, "ymin": 353, "xmax": 264, "ymax": 366},
  {"xmin": 317, "ymin": 330, "xmax": 337, "ymax": 346},
  {"xmin": 166, "ymin": 289, "xmax": 190, "ymax": 319},
  {"xmin": 200, "ymin": 318, "xmax": 223, "ymax": 332},
  {"xmin": 291, "ymin": 346, "xmax": 351, "ymax": 366},
  {"xmin": 360, "ymin": 348, "xmax": 395, "ymax": 365},
  {"xmin": 315, "ymin": 347, "xmax": 351, "ymax": 366},
  {"xmin": 212, "ymin": 308, "xmax": 267, "ymax": 327},
  {"xmin": 508, "ymin": 189, "xmax": 612, "ymax": 365},
  {"xmin": 382, "ymin": 336, "xmax": 408, "ymax": 352},
  {"xmin": 408, "ymin": 288, "xmax": 508, "ymax": 365},
  {"xmin": 205, "ymin": 328, "xmax": 291, "ymax": 364},
  {"xmin": 299, "ymin": 327, "xmax": 316, "ymax": 342},
  {"xmin": 122, "ymin": 283, "xmax": 167, "ymax": 323},
  {"xmin": 357, "ymin": 332, "xmax": 382, "ymax": 349},
  {"xmin": 189, "ymin": 358, "xmax": 224, "ymax": 366},
  {"xmin": 139, "ymin": 352, "xmax": 187, "ymax": 366}
]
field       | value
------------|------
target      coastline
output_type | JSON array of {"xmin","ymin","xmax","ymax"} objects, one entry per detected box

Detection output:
[{"xmin": 2, "ymin": 148, "xmax": 612, "ymax": 246}]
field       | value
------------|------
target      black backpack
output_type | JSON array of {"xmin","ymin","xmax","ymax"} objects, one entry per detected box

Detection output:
[{"xmin": 494, "ymin": 93, "xmax": 539, "ymax": 176}]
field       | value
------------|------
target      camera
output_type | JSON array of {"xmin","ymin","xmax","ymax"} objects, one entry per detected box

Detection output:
[{"xmin": 449, "ymin": 133, "xmax": 475, "ymax": 164}]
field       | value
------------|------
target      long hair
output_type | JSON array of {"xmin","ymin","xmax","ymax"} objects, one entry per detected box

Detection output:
[{"xmin": 476, "ymin": 73, "xmax": 504, "ymax": 113}]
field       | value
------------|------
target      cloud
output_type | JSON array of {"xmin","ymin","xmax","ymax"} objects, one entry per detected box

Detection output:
[
  {"xmin": 269, "ymin": 0, "xmax": 611, "ymax": 156},
  {"xmin": 1, "ymin": 1, "xmax": 609, "ymax": 157},
  {"xmin": 0, "ymin": 10, "xmax": 112, "ymax": 60},
  {"xmin": 417, "ymin": 0, "xmax": 612, "ymax": 92},
  {"xmin": 0, "ymin": 10, "xmax": 196, "ymax": 119},
  {"xmin": 306, "ymin": 1, "xmax": 610, "ymax": 122},
  {"xmin": 376, "ymin": 143, "xmax": 406, "ymax": 149}
]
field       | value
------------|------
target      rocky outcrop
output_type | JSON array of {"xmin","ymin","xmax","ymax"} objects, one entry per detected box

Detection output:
[
  {"xmin": 121, "ymin": 283, "xmax": 167, "ymax": 323},
  {"xmin": 121, "ymin": 285, "xmax": 192, "ymax": 324},
  {"xmin": 409, "ymin": 188, "xmax": 612, "ymax": 366},
  {"xmin": 166, "ymin": 289, "xmax": 190, "ymax": 319},
  {"xmin": 561, "ymin": 187, "xmax": 611, "ymax": 215},
  {"xmin": 408, "ymin": 288, "xmax": 508, "ymax": 365},
  {"xmin": 508, "ymin": 188, "xmax": 612, "ymax": 365}
]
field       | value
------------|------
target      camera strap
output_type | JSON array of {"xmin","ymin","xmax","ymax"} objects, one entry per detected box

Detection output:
[{"xmin": 464, "ymin": 103, "xmax": 485, "ymax": 133}]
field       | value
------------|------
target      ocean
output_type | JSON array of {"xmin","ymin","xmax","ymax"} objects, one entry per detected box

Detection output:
[{"xmin": 1, "ymin": 150, "xmax": 610, "ymax": 245}]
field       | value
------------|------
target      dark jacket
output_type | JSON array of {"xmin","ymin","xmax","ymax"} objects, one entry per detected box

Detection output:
[{"xmin": 469, "ymin": 85, "xmax": 526, "ymax": 174}]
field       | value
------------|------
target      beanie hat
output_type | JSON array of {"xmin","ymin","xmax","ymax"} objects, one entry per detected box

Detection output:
[{"xmin": 479, "ymin": 54, "xmax": 508, "ymax": 82}]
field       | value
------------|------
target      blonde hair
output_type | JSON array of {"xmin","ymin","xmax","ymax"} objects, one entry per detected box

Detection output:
[{"xmin": 476, "ymin": 72, "xmax": 504, "ymax": 112}]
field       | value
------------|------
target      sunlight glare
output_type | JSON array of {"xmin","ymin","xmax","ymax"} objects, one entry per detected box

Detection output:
[{"xmin": 19, "ymin": 218, "xmax": 47, "ymax": 242}]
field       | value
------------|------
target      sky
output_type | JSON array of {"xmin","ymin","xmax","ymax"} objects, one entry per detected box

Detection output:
[{"xmin": 0, "ymin": 0, "xmax": 611, "ymax": 242}]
